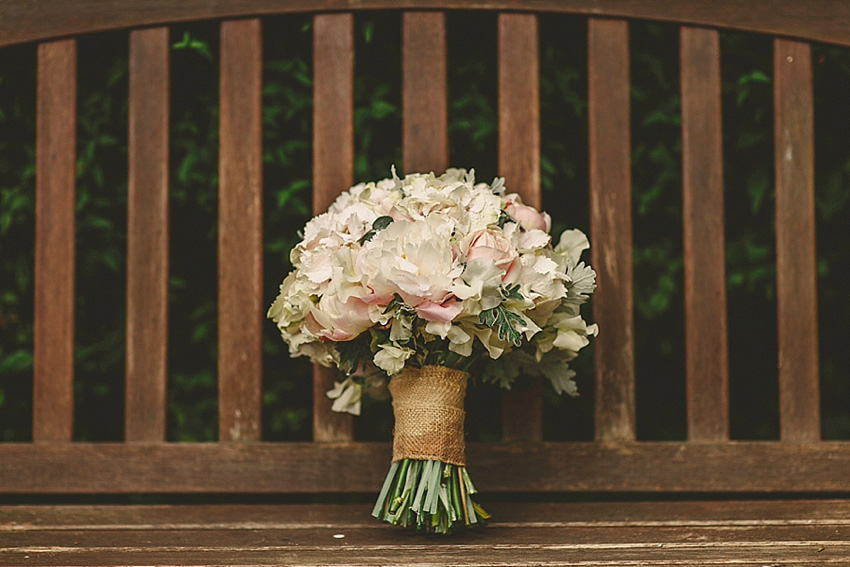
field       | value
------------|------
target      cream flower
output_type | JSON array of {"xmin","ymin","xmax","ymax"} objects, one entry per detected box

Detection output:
[
  {"xmin": 373, "ymin": 343, "xmax": 414, "ymax": 375},
  {"xmin": 356, "ymin": 214, "xmax": 463, "ymax": 319}
]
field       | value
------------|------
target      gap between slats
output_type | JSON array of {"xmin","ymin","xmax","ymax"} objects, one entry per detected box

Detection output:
[
  {"xmin": 126, "ymin": 27, "xmax": 169, "ymax": 442},
  {"xmin": 312, "ymin": 13, "xmax": 355, "ymax": 442},
  {"xmin": 33, "ymin": 39, "xmax": 77, "ymax": 443},
  {"xmin": 218, "ymin": 19, "xmax": 264, "ymax": 442},
  {"xmin": 587, "ymin": 18, "xmax": 636, "ymax": 442},
  {"xmin": 680, "ymin": 26, "xmax": 729, "ymax": 442},
  {"xmin": 773, "ymin": 39, "xmax": 820, "ymax": 442}
]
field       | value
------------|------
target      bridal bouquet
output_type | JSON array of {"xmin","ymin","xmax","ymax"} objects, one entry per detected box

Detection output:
[{"xmin": 269, "ymin": 168, "xmax": 597, "ymax": 534}]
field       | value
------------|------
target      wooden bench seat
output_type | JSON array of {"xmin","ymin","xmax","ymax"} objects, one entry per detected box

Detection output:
[
  {"xmin": 1, "ymin": 1, "xmax": 849, "ymax": 565},
  {"xmin": 4, "ymin": 501, "xmax": 850, "ymax": 566}
]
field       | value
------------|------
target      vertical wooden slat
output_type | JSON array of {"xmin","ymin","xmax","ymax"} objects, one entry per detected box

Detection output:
[
  {"xmin": 313, "ymin": 13, "xmax": 354, "ymax": 442},
  {"xmin": 774, "ymin": 39, "xmax": 820, "ymax": 442},
  {"xmin": 219, "ymin": 19, "xmax": 263, "ymax": 442},
  {"xmin": 680, "ymin": 27, "xmax": 729, "ymax": 442},
  {"xmin": 402, "ymin": 11, "xmax": 448, "ymax": 175},
  {"xmin": 588, "ymin": 19, "xmax": 636, "ymax": 442},
  {"xmin": 33, "ymin": 39, "xmax": 77, "ymax": 442},
  {"xmin": 498, "ymin": 12, "xmax": 542, "ymax": 442},
  {"xmin": 126, "ymin": 27, "xmax": 169, "ymax": 442}
]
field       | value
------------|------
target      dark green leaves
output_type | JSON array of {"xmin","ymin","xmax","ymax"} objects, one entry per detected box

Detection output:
[
  {"xmin": 359, "ymin": 215, "xmax": 394, "ymax": 244},
  {"xmin": 336, "ymin": 332, "xmax": 372, "ymax": 375}
]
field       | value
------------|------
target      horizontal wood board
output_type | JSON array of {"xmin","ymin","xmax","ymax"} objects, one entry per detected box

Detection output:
[
  {"xmin": 1, "ymin": 0, "xmax": 850, "ymax": 49},
  {"xmin": 2, "ymin": 442, "xmax": 850, "ymax": 494},
  {"xmin": 1, "ymin": 501, "xmax": 848, "ymax": 566}
]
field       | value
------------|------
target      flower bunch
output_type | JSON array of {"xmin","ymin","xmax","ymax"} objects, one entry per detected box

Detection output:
[{"xmin": 268, "ymin": 168, "xmax": 597, "ymax": 413}]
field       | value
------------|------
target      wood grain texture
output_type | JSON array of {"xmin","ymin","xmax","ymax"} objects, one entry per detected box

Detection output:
[
  {"xmin": 402, "ymin": 11, "xmax": 448, "ymax": 175},
  {"xmin": 312, "ymin": 13, "xmax": 354, "ymax": 442},
  {"xmin": 587, "ymin": 19, "xmax": 635, "ymax": 442},
  {"xmin": 499, "ymin": 12, "xmax": 542, "ymax": 442},
  {"xmin": 7, "ymin": 500, "xmax": 850, "ymax": 528},
  {"xmin": 2, "ymin": 0, "xmax": 850, "ymax": 49},
  {"xmin": 2, "ymin": 441, "xmax": 850, "ymax": 493},
  {"xmin": 126, "ymin": 27, "xmax": 169, "ymax": 443},
  {"xmin": 218, "ymin": 19, "xmax": 263, "ymax": 442},
  {"xmin": 680, "ymin": 27, "xmax": 729, "ymax": 442},
  {"xmin": 2, "ymin": 501, "xmax": 849, "ymax": 566},
  {"xmin": 33, "ymin": 39, "xmax": 76, "ymax": 443},
  {"xmin": 774, "ymin": 39, "xmax": 820, "ymax": 443}
]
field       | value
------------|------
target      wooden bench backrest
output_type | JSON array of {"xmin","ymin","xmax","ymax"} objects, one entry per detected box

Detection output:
[{"xmin": 3, "ymin": 0, "xmax": 850, "ymax": 495}]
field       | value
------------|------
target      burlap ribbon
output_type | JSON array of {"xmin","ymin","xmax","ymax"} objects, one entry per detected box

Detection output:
[{"xmin": 389, "ymin": 365, "xmax": 469, "ymax": 466}]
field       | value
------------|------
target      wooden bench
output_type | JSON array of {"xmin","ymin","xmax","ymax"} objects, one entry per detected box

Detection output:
[{"xmin": 2, "ymin": 1, "xmax": 850, "ymax": 565}]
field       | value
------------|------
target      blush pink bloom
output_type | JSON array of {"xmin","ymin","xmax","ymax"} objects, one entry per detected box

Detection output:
[
  {"xmin": 415, "ymin": 298, "xmax": 463, "ymax": 322},
  {"xmin": 504, "ymin": 194, "xmax": 551, "ymax": 232},
  {"xmin": 466, "ymin": 229, "xmax": 521, "ymax": 283},
  {"xmin": 305, "ymin": 295, "xmax": 373, "ymax": 342}
]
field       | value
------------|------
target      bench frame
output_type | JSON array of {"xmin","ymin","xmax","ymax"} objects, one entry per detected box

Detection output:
[{"xmin": 1, "ymin": 0, "xmax": 849, "ymax": 564}]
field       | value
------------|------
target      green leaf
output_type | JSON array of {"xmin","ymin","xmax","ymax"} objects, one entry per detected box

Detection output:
[
  {"xmin": 0, "ymin": 350, "xmax": 33, "ymax": 373},
  {"xmin": 336, "ymin": 332, "xmax": 372, "ymax": 374},
  {"xmin": 501, "ymin": 283, "xmax": 523, "ymax": 301},
  {"xmin": 359, "ymin": 215, "xmax": 394, "ymax": 244},
  {"xmin": 478, "ymin": 304, "xmax": 525, "ymax": 347}
]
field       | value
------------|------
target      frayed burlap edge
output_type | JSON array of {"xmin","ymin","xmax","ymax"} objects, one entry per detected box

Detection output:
[{"xmin": 389, "ymin": 365, "xmax": 468, "ymax": 466}]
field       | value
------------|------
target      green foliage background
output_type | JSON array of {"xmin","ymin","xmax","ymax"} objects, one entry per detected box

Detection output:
[{"xmin": 0, "ymin": 12, "xmax": 848, "ymax": 443}]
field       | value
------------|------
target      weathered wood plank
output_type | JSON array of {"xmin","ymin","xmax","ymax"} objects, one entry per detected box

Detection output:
[
  {"xmin": 218, "ymin": 18, "xmax": 264, "ymax": 442},
  {"xmin": 773, "ymin": 39, "xmax": 820, "ymax": 443},
  {"xmin": 312, "ymin": 13, "xmax": 355, "ymax": 442},
  {"xmin": 587, "ymin": 18, "xmax": 635, "ymax": 442},
  {"xmin": 2, "ymin": 0, "xmax": 850, "ymax": 50},
  {"xmin": 680, "ymin": 27, "xmax": 729, "ymax": 442},
  {"xmin": 402, "ymin": 11, "xmax": 448, "ymax": 175},
  {"xmin": 3, "ymin": 544, "xmax": 849, "ymax": 567},
  {"xmin": 6, "ymin": 500, "xmax": 850, "ymax": 528},
  {"xmin": 33, "ymin": 39, "xmax": 77, "ymax": 443},
  {"xmin": 1, "ymin": 501, "xmax": 849, "ymax": 566},
  {"xmin": 126, "ymin": 27, "xmax": 169, "ymax": 443},
  {"xmin": 2, "ymin": 442, "xmax": 850, "ymax": 493},
  {"xmin": 498, "ymin": 12, "xmax": 543, "ymax": 442}
]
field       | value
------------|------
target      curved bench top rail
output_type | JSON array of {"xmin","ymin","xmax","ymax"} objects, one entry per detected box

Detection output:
[{"xmin": 1, "ymin": 0, "xmax": 849, "ymax": 48}]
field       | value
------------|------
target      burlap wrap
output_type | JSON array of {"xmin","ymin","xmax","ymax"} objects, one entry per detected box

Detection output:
[{"xmin": 389, "ymin": 365, "xmax": 469, "ymax": 466}]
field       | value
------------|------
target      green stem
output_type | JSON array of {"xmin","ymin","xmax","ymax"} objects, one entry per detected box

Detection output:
[{"xmin": 372, "ymin": 458, "xmax": 488, "ymax": 534}]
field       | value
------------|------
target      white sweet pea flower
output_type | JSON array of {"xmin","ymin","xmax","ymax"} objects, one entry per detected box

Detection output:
[
  {"xmin": 555, "ymin": 229, "xmax": 590, "ymax": 265},
  {"xmin": 446, "ymin": 323, "xmax": 474, "ymax": 357},
  {"xmin": 327, "ymin": 377, "xmax": 363, "ymax": 415},
  {"xmin": 452, "ymin": 259, "xmax": 504, "ymax": 315},
  {"xmin": 373, "ymin": 343, "xmax": 415, "ymax": 375}
]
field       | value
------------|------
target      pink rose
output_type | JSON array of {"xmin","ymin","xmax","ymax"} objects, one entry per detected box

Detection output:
[
  {"xmin": 504, "ymin": 194, "xmax": 551, "ymax": 232},
  {"xmin": 466, "ymin": 229, "xmax": 521, "ymax": 283}
]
